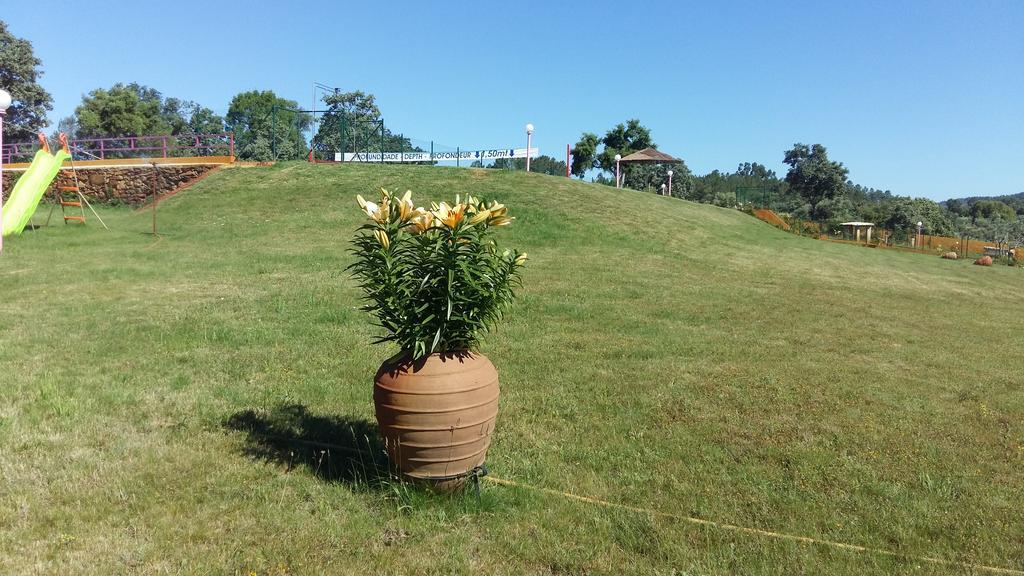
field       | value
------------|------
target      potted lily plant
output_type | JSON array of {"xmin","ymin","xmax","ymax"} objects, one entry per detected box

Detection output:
[{"xmin": 349, "ymin": 188, "xmax": 526, "ymax": 487}]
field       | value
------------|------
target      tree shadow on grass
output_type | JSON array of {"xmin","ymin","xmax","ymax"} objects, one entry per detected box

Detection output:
[{"xmin": 224, "ymin": 404, "xmax": 392, "ymax": 487}]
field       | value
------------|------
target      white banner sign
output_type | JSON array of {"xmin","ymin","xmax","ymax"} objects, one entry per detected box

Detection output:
[{"xmin": 343, "ymin": 147, "xmax": 538, "ymax": 163}]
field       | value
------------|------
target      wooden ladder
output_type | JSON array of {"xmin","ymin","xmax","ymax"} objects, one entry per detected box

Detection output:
[
  {"xmin": 45, "ymin": 133, "xmax": 108, "ymax": 230},
  {"xmin": 58, "ymin": 185, "xmax": 86, "ymax": 224}
]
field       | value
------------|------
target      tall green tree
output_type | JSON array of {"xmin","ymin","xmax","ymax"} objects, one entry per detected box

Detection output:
[
  {"xmin": 968, "ymin": 200, "xmax": 1016, "ymax": 223},
  {"xmin": 74, "ymin": 83, "xmax": 223, "ymax": 139},
  {"xmin": 76, "ymin": 83, "xmax": 166, "ymax": 137},
  {"xmin": 225, "ymin": 90, "xmax": 309, "ymax": 161},
  {"xmin": 596, "ymin": 119, "xmax": 654, "ymax": 174},
  {"xmin": 312, "ymin": 90, "xmax": 415, "ymax": 158},
  {"xmin": 570, "ymin": 132, "xmax": 599, "ymax": 178},
  {"xmin": 0, "ymin": 20, "xmax": 54, "ymax": 141},
  {"xmin": 881, "ymin": 196, "xmax": 955, "ymax": 239},
  {"xmin": 570, "ymin": 119, "xmax": 658, "ymax": 187},
  {"xmin": 783, "ymin": 143, "xmax": 849, "ymax": 222}
]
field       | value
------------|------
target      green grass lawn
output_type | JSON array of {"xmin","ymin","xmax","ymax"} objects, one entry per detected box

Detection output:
[{"xmin": 1, "ymin": 163, "xmax": 1021, "ymax": 575}]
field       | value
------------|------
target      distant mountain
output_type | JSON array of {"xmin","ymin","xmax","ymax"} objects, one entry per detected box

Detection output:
[{"xmin": 944, "ymin": 191, "xmax": 1024, "ymax": 204}]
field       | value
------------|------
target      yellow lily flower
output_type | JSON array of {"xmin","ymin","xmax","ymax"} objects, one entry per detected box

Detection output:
[
  {"xmin": 398, "ymin": 190, "xmax": 415, "ymax": 222},
  {"xmin": 409, "ymin": 209, "xmax": 435, "ymax": 234},
  {"xmin": 448, "ymin": 204, "xmax": 467, "ymax": 228},
  {"xmin": 432, "ymin": 202, "xmax": 466, "ymax": 228},
  {"xmin": 488, "ymin": 201, "xmax": 507, "ymax": 217},
  {"xmin": 362, "ymin": 200, "xmax": 382, "ymax": 221}
]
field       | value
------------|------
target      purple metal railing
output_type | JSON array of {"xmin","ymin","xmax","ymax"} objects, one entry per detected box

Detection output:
[{"xmin": 1, "ymin": 132, "xmax": 234, "ymax": 164}]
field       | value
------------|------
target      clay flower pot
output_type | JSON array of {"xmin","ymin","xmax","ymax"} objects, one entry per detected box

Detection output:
[{"xmin": 373, "ymin": 352, "xmax": 499, "ymax": 488}]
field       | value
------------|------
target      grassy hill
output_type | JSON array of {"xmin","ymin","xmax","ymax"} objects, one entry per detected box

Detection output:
[{"xmin": 1, "ymin": 163, "xmax": 1022, "ymax": 574}]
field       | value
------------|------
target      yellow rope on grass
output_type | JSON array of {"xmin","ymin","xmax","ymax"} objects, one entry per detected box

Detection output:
[{"xmin": 484, "ymin": 475, "xmax": 1024, "ymax": 576}]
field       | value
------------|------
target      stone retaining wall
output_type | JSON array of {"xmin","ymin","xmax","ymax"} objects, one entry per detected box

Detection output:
[{"xmin": 1, "ymin": 165, "xmax": 218, "ymax": 205}]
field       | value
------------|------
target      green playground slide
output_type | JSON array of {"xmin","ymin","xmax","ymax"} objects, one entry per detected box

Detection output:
[{"xmin": 2, "ymin": 148, "xmax": 70, "ymax": 236}]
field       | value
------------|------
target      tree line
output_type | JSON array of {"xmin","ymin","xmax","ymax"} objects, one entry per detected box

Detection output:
[{"xmin": 569, "ymin": 118, "xmax": 1023, "ymax": 249}]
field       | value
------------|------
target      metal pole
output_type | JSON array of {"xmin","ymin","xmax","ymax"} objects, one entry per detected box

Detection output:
[
  {"xmin": 151, "ymin": 162, "xmax": 158, "ymax": 236},
  {"xmin": 380, "ymin": 120, "xmax": 385, "ymax": 163},
  {"xmin": 565, "ymin": 143, "xmax": 570, "ymax": 177},
  {"xmin": 668, "ymin": 172, "xmax": 673, "ymax": 196},
  {"xmin": 430, "ymin": 141, "xmax": 434, "ymax": 164},
  {"xmin": 271, "ymin": 105, "xmax": 277, "ymax": 159},
  {"xmin": 615, "ymin": 159, "xmax": 620, "ymax": 188},
  {"xmin": 526, "ymin": 128, "xmax": 532, "ymax": 172},
  {"xmin": 457, "ymin": 147, "xmax": 460, "ymax": 168},
  {"xmin": 0, "ymin": 108, "xmax": 5, "ymax": 253}
]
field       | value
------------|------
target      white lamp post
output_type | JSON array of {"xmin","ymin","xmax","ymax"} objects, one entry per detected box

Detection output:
[
  {"xmin": 660, "ymin": 183, "xmax": 666, "ymax": 196},
  {"xmin": 525, "ymin": 123, "xmax": 534, "ymax": 172},
  {"xmin": 917, "ymin": 221, "xmax": 923, "ymax": 250},
  {"xmin": 0, "ymin": 88, "xmax": 11, "ymax": 254},
  {"xmin": 614, "ymin": 154, "xmax": 621, "ymax": 188},
  {"xmin": 667, "ymin": 169, "xmax": 674, "ymax": 197}
]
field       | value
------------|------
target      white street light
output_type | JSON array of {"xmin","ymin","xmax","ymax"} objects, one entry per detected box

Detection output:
[
  {"xmin": 667, "ymin": 169, "xmax": 674, "ymax": 197},
  {"xmin": 0, "ymin": 88, "xmax": 11, "ymax": 254},
  {"xmin": 525, "ymin": 123, "xmax": 534, "ymax": 172},
  {"xmin": 614, "ymin": 153, "xmax": 621, "ymax": 188}
]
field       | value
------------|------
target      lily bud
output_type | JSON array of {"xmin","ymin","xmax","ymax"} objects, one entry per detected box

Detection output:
[{"xmin": 468, "ymin": 209, "xmax": 491, "ymax": 225}]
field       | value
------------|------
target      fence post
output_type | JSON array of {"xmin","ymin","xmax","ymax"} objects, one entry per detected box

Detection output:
[
  {"xmin": 162, "ymin": 136, "xmax": 167, "ymax": 158},
  {"xmin": 100, "ymin": 139, "xmax": 105, "ymax": 160},
  {"xmin": 430, "ymin": 141, "xmax": 433, "ymax": 164},
  {"xmin": 229, "ymin": 132, "xmax": 234, "ymax": 159},
  {"xmin": 457, "ymin": 147, "xmax": 460, "ymax": 168}
]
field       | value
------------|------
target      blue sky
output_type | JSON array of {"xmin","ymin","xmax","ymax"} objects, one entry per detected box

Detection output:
[{"xmin": 4, "ymin": 0, "xmax": 1022, "ymax": 200}]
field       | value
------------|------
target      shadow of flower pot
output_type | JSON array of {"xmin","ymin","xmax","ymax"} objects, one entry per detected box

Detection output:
[{"xmin": 224, "ymin": 403, "xmax": 391, "ymax": 487}]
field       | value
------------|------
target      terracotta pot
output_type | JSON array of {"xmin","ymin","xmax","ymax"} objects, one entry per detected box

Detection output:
[{"xmin": 373, "ymin": 352, "xmax": 499, "ymax": 486}]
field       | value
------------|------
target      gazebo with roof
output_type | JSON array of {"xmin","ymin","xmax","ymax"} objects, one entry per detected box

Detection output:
[
  {"xmin": 840, "ymin": 221, "xmax": 876, "ymax": 243},
  {"xmin": 616, "ymin": 147, "xmax": 681, "ymax": 191},
  {"xmin": 619, "ymin": 147, "xmax": 681, "ymax": 165}
]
